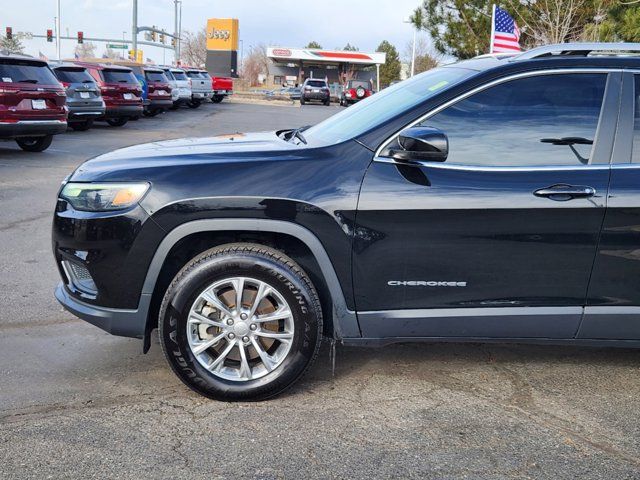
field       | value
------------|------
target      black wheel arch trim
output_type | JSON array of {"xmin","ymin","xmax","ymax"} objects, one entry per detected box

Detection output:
[{"xmin": 141, "ymin": 218, "xmax": 360, "ymax": 343}]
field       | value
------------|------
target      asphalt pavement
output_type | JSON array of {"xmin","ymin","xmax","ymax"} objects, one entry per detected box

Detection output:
[{"xmin": 1, "ymin": 101, "xmax": 640, "ymax": 479}]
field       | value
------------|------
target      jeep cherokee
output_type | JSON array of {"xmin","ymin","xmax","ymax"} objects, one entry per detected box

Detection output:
[{"xmin": 53, "ymin": 43, "xmax": 640, "ymax": 401}]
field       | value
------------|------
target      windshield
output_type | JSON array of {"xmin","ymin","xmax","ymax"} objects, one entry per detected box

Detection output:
[
  {"xmin": 0, "ymin": 61, "xmax": 59, "ymax": 85},
  {"xmin": 303, "ymin": 67, "xmax": 475, "ymax": 145},
  {"xmin": 102, "ymin": 69, "xmax": 137, "ymax": 83},
  {"xmin": 349, "ymin": 80, "xmax": 370, "ymax": 89},
  {"xmin": 54, "ymin": 67, "xmax": 94, "ymax": 84},
  {"xmin": 172, "ymin": 70, "xmax": 187, "ymax": 80},
  {"xmin": 145, "ymin": 71, "xmax": 168, "ymax": 82}
]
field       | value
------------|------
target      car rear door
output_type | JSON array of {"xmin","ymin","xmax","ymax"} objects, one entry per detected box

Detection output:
[
  {"xmin": 354, "ymin": 70, "xmax": 621, "ymax": 339},
  {"xmin": 581, "ymin": 71, "xmax": 640, "ymax": 340}
]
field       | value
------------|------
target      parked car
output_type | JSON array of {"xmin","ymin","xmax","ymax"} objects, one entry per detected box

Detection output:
[
  {"xmin": 168, "ymin": 67, "xmax": 192, "ymax": 107},
  {"xmin": 142, "ymin": 67, "xmax": 172, "ymax": 116},
  {"xmin": 300, "ymin": 78, "xmax": 330, "ymax": 105},
  {"xmin": 159, "ymin": 66, "xmax": 191, "ymax": 108},
  {"xmin": 265, "ymin": 87, "xmax": 301, "ymax": 101},
  {"xmin": 210, "ymin": 75, "xmax": 233, "ymax": 103},
  {"xmin": 51, "ymin": 63, "xmax": 105, "ymax": 131},
  {"xmin": 52, "ymin": 42, "xmax": 640, "ymax": 402},
  {"xmin": 185, "ymin": 68, "xmax": 212, "ymax": 108},
  {"xmin": 78, "ymin": 62, "xmax": 143, "ymax": 127},
  {"xmin": 0, "ymin": 53, "xmax": 66, "ymax": 152},
  {"xmin": 340, "ymin": 79, "xmax": 373, "ymax": 106}
]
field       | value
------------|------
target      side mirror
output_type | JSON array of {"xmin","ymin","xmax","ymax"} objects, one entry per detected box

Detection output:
[{"xmin": 389, "ymin": 127, "xmax": 449, "ymax": 162}]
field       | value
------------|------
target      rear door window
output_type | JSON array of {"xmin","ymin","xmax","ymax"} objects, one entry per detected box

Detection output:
[
  {"xmin": 163, "ymin": 69, "xmax": 175, "ymax": 81},
  {"xmin": 102, "ymin": 69, "xmax": 137, "ymax": 83},
  {"xmin": 186, "ymin": 71, "xmax": 202, "ymax": 78},
  {"xmin": 0, "ymin": 61, "xmax": 59, "ymax": 85},
  {"xmin": 307, "ymin": 80, "xmax": 326, "ymax": 88},
  {"xmin": 145, "ymin": 71, "xmax": 168, "ymax": 82},
  {"xmin": 200, "ymin": 72, "xmax": 211, "ymax": 79},
  {"xmin": 54, "ymin": 68, "xmax": 94, "ymax": 84},
  {"xmin": 172, "ymin": 70, "xmax": 188, "ymax": 80}
]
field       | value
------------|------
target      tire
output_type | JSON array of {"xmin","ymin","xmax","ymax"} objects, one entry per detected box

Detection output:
[
  {"xmin": 324, "ymin": 98, "xmax": 330, "ymax": 106},
  {"xmin": 158, "ymin": 243, "xmax": 323, "ymax": 401},
  {"xmin": 143, "ymin": 109, "xmax": 160, "ymax": 117},
  {"xmin": 16, "ymin": 135, "xmax": 53, "ymax": 152},
  {"xmin": 69, "ymin": 120, "xmax": 93, "ymax": 131},
  {"xmin": 187, "ymin": 100, "xmax": 201, "ymax": 109},
  {"xmin": 212, "ymin": 95, "xmax": 224, "ymax": 103},
  {"xmin": 300, "ymin": 96, "xmax": 305, "ymax": 105},
  {"xmin": 106, "ymin": 117, "xmax": 128, "ymax": 127}
]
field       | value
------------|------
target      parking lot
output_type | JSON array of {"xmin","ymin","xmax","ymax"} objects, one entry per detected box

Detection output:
[{"xmin": 1, "ymin": 101, "xmax": 640, "ymax": 479}]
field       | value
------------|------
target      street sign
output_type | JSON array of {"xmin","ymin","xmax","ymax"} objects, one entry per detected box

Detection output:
[{"xmin": 107, "ymin": 43, "xmax": 127, "ymax": 49}]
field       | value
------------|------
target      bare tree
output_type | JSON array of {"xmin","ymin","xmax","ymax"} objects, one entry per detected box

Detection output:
[
  {"xmin": 240, "ymin": 44, "xmax": 270, "ymax": 86},
  {"xmin": 404, "ymin": 36, "xmax": 441, "ymax": 75},
  {"xmin": 74, "ymin": 42, "xmax": 96, "ymax": 59},
  {"xmin": 102, "ymin": 47, "xmax": 121, "ymax": 60},
  {"xmin": 181, "ymin": 28, "xmax": 207, "ymax": 67},
  {"xmin": 513, "ymin": 0, "xmax": 591, "ymax": 46}
]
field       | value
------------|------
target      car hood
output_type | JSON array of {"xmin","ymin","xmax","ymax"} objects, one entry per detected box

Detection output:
[{"xmin": 70, "ymin": 131, "xmax": 301, "ymax": 181}]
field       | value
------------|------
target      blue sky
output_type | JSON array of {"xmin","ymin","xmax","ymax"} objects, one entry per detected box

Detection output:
[{"xmin": 4, "ymin": 0, "xmax": 425, "ymax": 63}]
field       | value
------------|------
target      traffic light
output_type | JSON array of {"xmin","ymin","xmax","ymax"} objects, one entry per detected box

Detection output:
[
  {"xmin": 159, "ymin": 32, "xmax": 165, "ymax": 44},
  {"xmin": 151, "ymin": 28, "xmax": 157, "ymax": 42},
  {"xmin": 77, "ymin": 31, "xmax": 83, "ymax": 44},
  {"xmin": 5, "ymin": 27, "xmax": 12, "ymax": 40},
  {"xmin": 128, "ymin": 49, "xmax": 135, "ymax": 60},
  {"xmin": 46, "ymin": 29, "xmax": 53, "ymax": 42},
  {"xmin": 171, "ymin": 37, "xmax": 176, "ymax": 47}
]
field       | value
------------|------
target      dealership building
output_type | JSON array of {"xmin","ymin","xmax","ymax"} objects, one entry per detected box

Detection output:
[{"xmin": 266, "ymin": 47, "xmax": 386, "ymax": 89}]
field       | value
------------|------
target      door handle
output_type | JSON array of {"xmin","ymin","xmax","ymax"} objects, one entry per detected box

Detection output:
[{"xmin": 533, "ymin": 184, "xmax": 596, "ymax": 201}]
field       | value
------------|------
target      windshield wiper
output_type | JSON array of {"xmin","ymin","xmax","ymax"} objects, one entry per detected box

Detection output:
[{"xmin": 20, "ymin": 79, "xmax": 39, "ymax": 84}]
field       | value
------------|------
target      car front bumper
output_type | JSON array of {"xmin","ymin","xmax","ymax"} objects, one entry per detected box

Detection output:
[
  {"xmin": 55, "ymin": 282, "xmax": 149, "ymax": 338},
  {"xmin": 0, "ymin": 120, "xmax": 67, "ymax": 138}
]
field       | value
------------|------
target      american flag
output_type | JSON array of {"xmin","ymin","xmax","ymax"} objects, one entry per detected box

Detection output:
[{"xmin": 491, "ymin": 6, "xmax": 521, "ymax": 53}]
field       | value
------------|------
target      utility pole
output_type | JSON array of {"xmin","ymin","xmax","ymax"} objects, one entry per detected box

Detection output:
[
  {"xmin": 132, "ymin": 0, "xmax": 138, "ymax": 55},
  {"xmin": 174, "ymin": 0, "xmax": 180, "ymax": 64}
]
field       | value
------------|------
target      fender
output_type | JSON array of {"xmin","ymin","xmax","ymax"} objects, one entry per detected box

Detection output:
[{"xmin": 141, "ymin": 218, "xmax": 361, "ymax": 349}]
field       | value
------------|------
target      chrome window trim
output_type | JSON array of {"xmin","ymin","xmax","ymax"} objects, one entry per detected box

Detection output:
[{"xmin": 374, "ymin": 68, "xmax": 623, "ymax": 164}]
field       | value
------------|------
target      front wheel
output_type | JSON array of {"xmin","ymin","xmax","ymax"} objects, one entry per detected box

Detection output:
[
  {"xmin": 158, "ymin": 243, "xmax": 323, "ymax": 401},
  {"xmin": 16, "ymin": 135, "xmax": 53, "ymax": 152},
  {"xmin": 106, "ymin": 117, "xmax": 128, "ymax": 127},
  {"xmin": 187, "ymin": 100, "xmax": 201, "ymax": 109},
  {"xmin": 300, "ymin": 96, "xmax": 306, "ymax": 105}
]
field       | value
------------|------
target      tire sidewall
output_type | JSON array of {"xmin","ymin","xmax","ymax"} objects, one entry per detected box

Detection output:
[{"xmin": 159, "ymin": 250, "xmax": 320, "ymax": 401}]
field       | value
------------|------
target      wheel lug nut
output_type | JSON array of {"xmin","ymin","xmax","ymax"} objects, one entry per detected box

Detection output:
[
  {"xmin": 226, "ymin": 319, "xmax": 234, "ymax": 326},
  {"xmin": 250, "ymin": 324, "xmax": 257, "ymax": 331},
  {"xmin": 228, "ymin": 333, "xmax": 235, "ymax": 339},
  {"xmin": 242, "ymin": 336, "xmax": 249, "ymax": 343},
  {"xmin": 240, "ymin": 313, "xmax": 248, "ymax": 320}
]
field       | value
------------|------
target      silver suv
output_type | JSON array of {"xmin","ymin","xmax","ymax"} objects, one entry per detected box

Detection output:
[{"xmin": 51, "ymin": 63, "xmax": 105, "ymax": 131}]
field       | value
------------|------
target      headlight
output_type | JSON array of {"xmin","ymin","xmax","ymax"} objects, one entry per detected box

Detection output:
[{"xmin": 60, "ymin": 182, "xmax": 150, "ymax": 211}]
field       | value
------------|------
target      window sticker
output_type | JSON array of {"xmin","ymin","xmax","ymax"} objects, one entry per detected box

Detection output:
[{"xmin": 428, "ymin": 80, "xmax": 449, "ymax": 92}]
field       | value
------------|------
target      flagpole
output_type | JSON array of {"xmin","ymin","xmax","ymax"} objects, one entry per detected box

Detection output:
[{"xmin": 489, "ymin": 4, "xmax": 496, "ymax": 54}]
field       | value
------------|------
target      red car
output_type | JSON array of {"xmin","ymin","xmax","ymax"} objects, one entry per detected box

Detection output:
[
  {"xmin": 0, "ymin": 53, "xmax": 67, "ymax": 152},
  {"xmin": 340, "ymin": 79, "xmax": 374, "ymax": 107},
  {"xmin": 76, "ymin": 62, "xmax": 143, "ymax": 127},
  {"xmin": 143, "ymin": 67, "xmax": 173, "ymax": 116}
]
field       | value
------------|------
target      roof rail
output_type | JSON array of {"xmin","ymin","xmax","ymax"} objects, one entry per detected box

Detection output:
[{"xmin": 514, "ymin": 42, "xmax": 640, "ymax": 60}]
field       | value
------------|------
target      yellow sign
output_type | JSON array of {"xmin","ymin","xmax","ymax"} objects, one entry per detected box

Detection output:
[{"xmin": 206, "ymin": 18, "xmax": 239, "ymax": 51}]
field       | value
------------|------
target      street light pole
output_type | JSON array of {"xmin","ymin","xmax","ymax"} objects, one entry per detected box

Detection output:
[
  {"xmin": 56, "ymin": 0, "xmax": 61, "ymax": 61},
  {"xmin": 174, "ymin": 0, "xmax": 180, "ymax": 64},
  {"xmin": 132, "ymin": 0, "xmax": 138, "ymax": 55},
  {"xmin": 403, "ymin": 17, "xmax": 417, "ymax": 77}
]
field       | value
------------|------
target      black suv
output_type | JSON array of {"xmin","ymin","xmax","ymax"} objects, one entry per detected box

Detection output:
[
  {"xmin": 53, "ymin": 43, "xmax": 640, "ymax": 401},
  {"xmin": 300, "ymin": 78, "xmax": 330, "ymax": 105}
]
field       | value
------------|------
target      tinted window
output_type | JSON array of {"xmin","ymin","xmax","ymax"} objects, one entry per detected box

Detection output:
[
  {"xmin": 54, "ymin": 67, "xmax": 94, "ymax": 84},
  {"xmin": 306, "ymin": 80, "xmax": 326, "ymax": 87},
  {"xmin": 145, "ymin": 71, "xmax": 168, "ymax": 82},
  {"xmin": 420, "ymin": 74, "xmax": 606, "ymax": 166},
  {"xmin": 186, "ymin": 71, "xmax": 202, "ymax": 78},
  {"xmin": 634, "ymin": 76, "xmax": 640, "ymax": 162},
  {"xmin": 172, "ymin": 70, "xmax": 187, "ymax": 80},
  {"xmin": 0, "ymin": 61, "xmax": 59, "ymax": 85},
  {"xmin": 349, "ymin": 80, "xmax": 369, "ymax": 89},
  {"xmin": 303, "ymin": 67, "xmax": 474, "ymax": 145},
  {"xmin": 200, "ymin": 71, "xmax": 211, "ymax": 79},
  {"xmin": 102, "ymin": 69, "xmax": 137, "ymax": 83}
]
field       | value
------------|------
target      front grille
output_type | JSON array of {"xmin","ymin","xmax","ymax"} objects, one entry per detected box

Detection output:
[{"xmin": 61, "ymin": 260, "xmax": 97, "ymax": 297}]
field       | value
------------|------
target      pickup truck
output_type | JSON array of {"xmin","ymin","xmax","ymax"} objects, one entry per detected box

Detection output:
[
  {"xmin": 211, "ymin": 75, "xmax": 233, "ymax": 103},
  {"xmin": 52, "ymin": 42, "xmax": 640, "ymax": 401}
]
